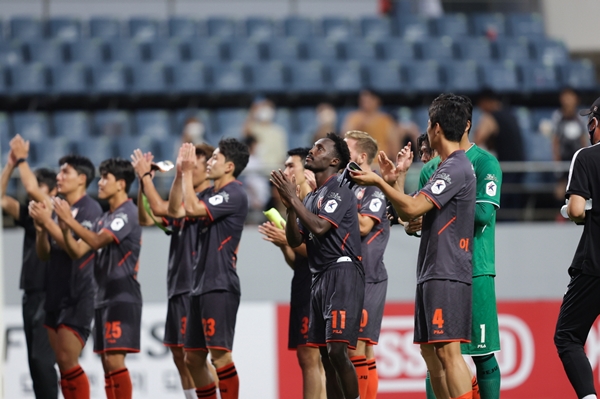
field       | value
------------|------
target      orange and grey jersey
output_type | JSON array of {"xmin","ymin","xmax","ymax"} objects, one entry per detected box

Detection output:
[
  {"xmin": 93, "ymin": 199, "xmax": 142, "ymax": 308},
  {"xmin": 290, "ymin": 254, "xmax": 311, "ymax": 306},
  {"xmin": 417, "ymin": 150, "xmax": 476, "ymax": 285}
]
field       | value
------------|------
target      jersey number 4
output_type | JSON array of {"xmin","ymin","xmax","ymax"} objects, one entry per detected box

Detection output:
[{"xmin": 432, "ymin": 309, "xmax": 444, "ymax": 329}]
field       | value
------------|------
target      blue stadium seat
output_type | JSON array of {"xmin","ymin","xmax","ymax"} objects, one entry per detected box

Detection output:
[
  {"xmin": 225, "ymin": 39, "xmax": 264, "ymax": 63},
  {"xmin": 264, "ymin": 38, "xmax": 302, "ymax": 61},
  {"xmin": 522, "ymin": 130, "xmax": 553, "ymax": 162},
  {"xmin": 91, "ymin": 63, "xmax": 128, "ymax": 95},
  {"xmin": 295, "ymin": 107, "xmax": 316, "ymax": 136},
  {"xmin": 480, "ymin": 61, "xmax": 519, "ymax": 92},
  {"xmin": 418, "ymin": 37, "xmax": 455, "ymax": 60},
  {"xmin": 48, "ymin": 17, "xmax": 81, "ymax": 41},
  {"xmin": 0, "ymin": 42, "xmax": 23, "ymax": 66},
  {"xmin": 131, "ymin": 62, "xmax": 168, "ymax": 94},
  {"xmin": 73, "ymin": 136, "xmax": 114, "ymax": 166},
  {"xmin": 9, "ymin": 63, "xmax": 48, "ymax": 95},
  {"xmin": 341, "ymin": 39, "xmax": 377, "ymax": 61},
  {"xmin": 397, "ymin": 15, "xmax": 430, "ymax": 40},
  {"xmin": 135, "ymin": 110, "xmax": 172, "ymax": 139},
  {"xmin": 530, "ymin": 108, "xmax": 554, "ymax": 133},
  {"xmin": 0, "ymin": 68, "xmax": 7, "ymax": 95},
  {"xmin": 0, "ymin": 113, "xmax": 12, "ymax": 166},
  {"xmin": 153, "ymin": 135, "xmax": 182, "ymax": 162},
  {"xmin": 167, "ymin": 17, "xmax": 199, "ymax": 38},
  {"xmin": 53, "ymin": 111, "xmax": 91, "ymax": 138},
  {"xmin": 146, "ymin": 39, "xmax": 184, "ymax": 63},
  {"xmin": 250, "ymin": 61, "xmax": 286, "ymax": 93},
  {"xmin": 25, "ymin": 40, "xmax": 66, "ymax": 65},
  {"xmin": 288, "ymin": 61, "xmax": 326, "ymax": 93},
  {"xmin": 244, "ymin": 17, "xmax": 275, "ymax": 40},
  {"xmin": 366, "ymin": 61, "xmax": 404, "ymax": 93},
  {"xmin": 215, "ymin": 108, "xmax": 247, "ymax": 140},
  {"xmin": 30, "ymin": 137, "xmax": 74, "ymax": 168},
  {"xmin": 305, "ymin": 40, "xmax": 341, "ymax": 61},
  {"xmin": 561, "ymin": 60, "xmax": 596, "ymax": 90},
  {"xmin": 328, "ymin": 61, "xmax": 363, "ymax": 93},
  {"xmin": 207, "ymin": 17, "xmax": 236, "ymax": 38},
  {"xmin": 472, "ymin": 13, "xmax": 506, "ymax": 37},
  {"xmin": 458, "ymin": 37, "xmax": 493, "ymax": 60},
  {"xmin": 10, "ymin": 17, "xmax": 43, "ymax": 40},
  {"xmin": 171, "ymin": 62, "xmax": 208, "ymax": 94},
  {"xmin": 532, "ymin": 39, "xmax": 569, "ymax": 65},
  {"xmin": 432, "ymin": 14, "xmax": 469, "ymax": 38},
  {"xmin": 406, "ymin": 60, "xmax": 442, "ymax": 92},
  {"xmin": 93, "ymin": 110, "xmax": 133, "ymax": 136},
  {"xmin": 281, "ymin": 16, "xmax": 314, "ymax": 37},
  {"xmin": 12, "ymin": 112, "xmax": 50, "ymax": 141},
  {"xmin": 129, "ymin": 18, "xmax": 160, "ymax": 41},
  {"xmin": 521, "ymin": 63, "xmax": 560, "ymax": 92},
  {"xmin": 187, "ymin": 39, "xmax": 225, "ymax": 63},
  {"xmin": 274, "ymin": 108, "xmax": 293, "ymax": 134},
  {"xmin": 90, "ymin": 17, "xmax": 121, "ymax": 39},
  {"xmin": 210, "ymin": 62, "xmax": 248, "ymax": 93},
  {"xmin": 51, "ymin": 63, "xmax": 88, "ymax": 95},
  {"xmin": 443, "ymin": 60, "xmax": 480, "ymax": 92},
  {"xmin": 174, "ymin": 108, "xmax": 214, "ymax": 143},
  {"xmin": 321, "ymin": 17, "xmax": 354, "ymax": 40},
  {"xmin": 507, "ymin": 13, "xmax": 545, "ymax": 38},
  {"xmin": 358, "ymin": 17, "xmax": 393, "ymax": 40},
  {"xmin": 411, "ymin": 106, "xmax": 430, "ymax": 132},
  {"xmin": 107, "ymin": 39, "xmax": 143, "ymax": 63},
  {"xmin": 114, "ymin": 135, "xmax": 155, "ymax": 159},
  {"xmin": 66, "ymin": 39, "xmax": 106, "ymax": 64},
  {"xmin": 379, "ymin": 39, "xmax": 416, "ymax": 61},
  {"xmin": 513, "ymin": 106, "xmax": 532, "ymax": 132},
  {"xmin": 494, "ymin": 37, "xmax": 531, "ymax": 62}
]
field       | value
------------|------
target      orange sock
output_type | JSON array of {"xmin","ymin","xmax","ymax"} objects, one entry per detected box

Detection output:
[
  {"xmin": 366, "ymin": 359, "xmax": 379, "ymax": 399},
  {"xmin": 60, "ymin": 377, "xmax": 73, "ymax": 399},
  {"xmin": 216, "ymin": 362, "xmax": 239, "ymax": 399},
  {"xmin": 452, "ymin": 391, "xmax": 474, "ymax": 399},
  {"xmin": 61, "ymin": 365, "xmax": 90, "ymax": 399},
  {"xmin": 472, "ymin": 376, "xmax": 480, "ymax": 399},
  {"xmin": 109, "ymin": 368, "xmax": 132, "ymax": 399},
  {"xmin": 350, "ymin": 356, "xmax": 369, "ymax": 399},
  {"xmin": 196, "ymin": 382, "xmax": 218, "ymax": 399},
  {"xmin": 105, "ymin": 375, "xmax": 116, "ymax": 399}
]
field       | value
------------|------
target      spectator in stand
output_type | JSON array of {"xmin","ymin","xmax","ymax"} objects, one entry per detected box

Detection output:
[
  {"xmin": 243, "ymin": 98, "xmax": 287, "ymax": 171},
  {"xmin": 243, "ymin": 136, "xmax": 270, "ymax": 224},
  {"xmin": 342, "ymin": 89, "xmax": 400, "ymax": 161},
  {"xmin": 181, "ymin": 117, "xmax": 206, "ymax": 145},
  {"xmin": 312, "ymin": 103, "xmax": 338, "ymax": 144}
]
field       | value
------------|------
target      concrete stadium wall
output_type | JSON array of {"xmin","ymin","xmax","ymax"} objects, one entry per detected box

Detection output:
[
  {"xmin": 542, "ymin": 0, "xmax": 600, "ymax": 52},
  {"xmin": 2, "ymin": 222, "xmax": 581, "ymax": 305}
]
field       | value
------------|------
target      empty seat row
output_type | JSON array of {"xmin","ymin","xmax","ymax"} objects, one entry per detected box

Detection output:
[{"xmin": 0, "ymin": 14, "xmax": 544, "ymax": 42}]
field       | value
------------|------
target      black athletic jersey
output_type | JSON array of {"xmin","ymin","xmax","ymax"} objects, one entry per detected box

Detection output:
[
  {"xmin": 93, "ymin": 199, "xmax": 142, "ymax": 308},
  {"xmin": 566, "ymin": 142, "xmax": 600, "ymax": 276},
  {"xmin": 354, "ymin": 185, "xmax": 389, "ymax": 283},
  {"xmin": 16, "ymin": 203, "xmax": 46, "ymax": 292},
  {"xmin": 299, "ymin": 174, "xmax": 363, "ymax": 275},
  {"xmin": 46, "ymin": 195, "xmax": 102, "ymax": 311},
  {"xmin": 290, "ymin": 254, "xmax": 311, "ymax": 306},
  {"xmin": 417, "ymin": 150, "xmax": 476, "ymax": 284},
  {"xmin": 191, "ymin": 181, "xmax": 248, "ymax": 296}
]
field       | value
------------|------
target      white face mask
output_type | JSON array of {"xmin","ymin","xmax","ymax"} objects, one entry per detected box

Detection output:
[
  {"xmin": 255, "ymin": 106, "xmax": 275, "ymax": 123},
  {"xmin": 318, "ymin": 109, "xmax": 336, "ymax": 125},
  {"xmin": 185, "ymin": 121, "xmax": 204, "ymax": 143}
]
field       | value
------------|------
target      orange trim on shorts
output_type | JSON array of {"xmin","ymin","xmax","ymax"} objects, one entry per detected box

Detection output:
[
  {"xmin": 94, "ymin": 347, "xmax": 140, "ymax": 354},
  {"xmin": 163, "ymin": 343, "xmax": 185, "ymax": 348},
  {"xmin": 437, "ymin": 216, "xmax": 456, "ymax": 235},
  {"xmin": 414, "ymin": 339, "xmax": 471, "ymax": 344},
  {"xmin": 57, "ymin": 324, "xmax": 86, "ymax": 348},
  {"xmin": 326, "ymin": 339, "xmax": 357, "ymax": 350},
  {"xmin": 358, "ymin": 337, "xmax": 378, "ymax": 345},
  {"xmin": 288, "ymin": 343, "xmax": 319, "ymax": 351},
  {"xmin": 206, "ymin": 345, "xmax": 232, "ymax": 353},
  {"xmin": 184, "ymin": 347, "xmax": 209, "ymax": 352}
]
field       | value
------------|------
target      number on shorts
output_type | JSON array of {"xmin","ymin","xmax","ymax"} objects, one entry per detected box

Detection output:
[
  {"xmin": 480, "ymin": 324, "xmax": 486, "ymax": 344},
  {"xmin": 360, "ymin": 309, "xmax": 369, "ymax": 328},
  {"xmin": 459, "ymin": 238, "xmax": 470, "ymax": 252},
  {"xmin": 432, "ymin": 309, "xmax": 444, "ymax": 329},
  {"xmin": 104, "ymin": 321, "xmax": 122, "ymax": 340},
  {"xmin": 331, "ymin": 310, "xmax": 346, "ymax": 330},
  {"xmin": 300, "ymin": 317, "xmax": 309, "ymax": 335},
  {"xmin": 180, "ymin": 316, "xmax": 187, "ymax": 335},
  {"xmin": 202, "ymin": 318, "xmax": 216, "ymax": 337}
]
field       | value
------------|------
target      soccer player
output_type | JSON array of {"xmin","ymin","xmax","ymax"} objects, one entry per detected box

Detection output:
[
  {"xmin": 415, "ymin": 97, "xmax": 502, "ymax": 399},
  {"xmin": 1, "ymin": 135, "xmax": 58, "ymax": 399},
  {"xmin": 29, "ymin": 154, "xmax": 102, "ymax": 399},
  {"xmin": 179, "ymin": 139, "xmax": 249, "ymax": 399},
  {"xmin": 554, "ymin": 97, "xmax": 600, "ymax": 399},
  {"xmin": 53, "ymin": 158, "xmax": 140, "ymax": 399},
  {"xmin": 351, "ymin": 94, "xmax": 476, "ymax": 399},
  {"xmin": 259, "ymin": 147, "xmax": 325, "ymax": 399},
  {"xmin": 344, "ymin": 131, "xmax": 390, "ymax": 399},
  {"xmin": 271, "ymin": 133, "xmax": 365, "ymax": 399},
  {"xmin": 131, "ymin": 144, "xmax": 213, "ymax": 399}
]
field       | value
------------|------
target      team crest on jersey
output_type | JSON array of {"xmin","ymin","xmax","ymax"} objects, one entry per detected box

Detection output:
[
  {"xmin": 317, "ymin": 196, "xmax": 324, "ymax": 209},
  {"xmin": 369, "ymin": 198, "xmax": 382, "ymax": 212},
  {"xmin": 111, "ymin": 218, "xmax": 125, "ymax": 231},
  {"xmin": 209, "ymin": 191, "xmax": 229, "ymax": 206},
  {"xmin": 356, "ymin": 188, "xmax": 366, "ymax": 200},
  {"xmin": 486, "ymin": 181, "xmax": 497, "ymax": 197},
  {"xmin": 328, "ymin": 192, "xmax": 342, "ymax": 202},
  {"xmin": 431, "ymin": 179, "xmax": 446, "ymax": 195},
  {"xmin": 485, "ymin": 174, "xmax": 498, "ymax": 182},
  {"xmin": 71, "ymin": 208, "xmax": 79, "ymax": 218},
  {"xmin": 114, "ymin": 212, "xmax": 129, "ymax": 223},
  {"xmin": 324, "ymin": 199, "xmax": 338, "ymax": 213}
]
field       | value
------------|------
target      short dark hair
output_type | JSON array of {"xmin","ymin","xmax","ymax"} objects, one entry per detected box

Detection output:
[
  {"xmin": 99, "ymin": 158, "xmax": 136, "ymax": 194},
  {"xmin": 417, "ymin": 132, "xmax": 429, "ymax": 150},
  {"xmin": 457, "ymin": 95, "xmax": 473, "ymax": 133},
  {"xmin": 195, "ymin": 143, "xmax": 215, "ymax": 159},
  {"xmin": 218, "ymin": 138, "xmax": 249, "ymax": 178},
  {"xmin": 34, "ymin": 168, "xmax": 57, "ymax": 191},
  {"xmin": 58, "ymin": 155, "xmax": 95, "ymax": 188},
  {"xmin": 326, "ymin": 132, "xmax": 350, "ymax": 171},
  {"xmin": 287, "ymin": 147, "xmax": 311, "ymax": 159},
  {"xmin": 428, "ymin": 93, "xmax": 469, "ymax": 143}
]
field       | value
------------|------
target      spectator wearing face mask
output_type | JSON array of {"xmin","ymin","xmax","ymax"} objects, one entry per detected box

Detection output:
[
  {"xmin": 312, "ymin": 103, "xmax": 338, "ymax": 143},
  {"xmin": 243, "ymin": 99, "xmax": 288, "ymax": 170},
  {"xmin": 181, "ymin": 117, "xmax": 206, "ymax": 145}
]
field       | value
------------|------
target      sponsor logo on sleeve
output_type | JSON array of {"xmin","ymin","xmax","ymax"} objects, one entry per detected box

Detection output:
[
  {"xmin": 485, "ymin": 173, "xmax": 498, "ymax": 182},
  {"xmin": 111, "ymin": 218, "xmax": 125, "ymax": 231},
  {"xmin": 209, "ymin": 195, "xmax": 223, "ymax": 206},
  {"xmin": 431, "ymin": 180, "xmax": 446, "ymax": 195},
  {"xmin": 369, "ymin": 198, "xmax": 382, "ymax": 212},
  {"xmin": 356, "ymin": 188, "xmax": 366, "ymax": 200},
  {"xmin": 486, "ymin": 181, "xmax": 497, "ymax": 197},
  {"xmin": 324, "ymin": 199, "xmax": 338, "ymax": 213}
]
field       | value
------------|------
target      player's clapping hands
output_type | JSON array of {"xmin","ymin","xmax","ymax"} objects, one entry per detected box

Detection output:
[
  {"xmin": 270, "ymin": 170, "xmax": 297, "ymax": 209},
  {"xmin": 52, "ymin": 197, "xmax": 75, "ymax": 230},
  {"xmin": 10, "ymin": 134, "xmax": 30, "ymax": 160},
  {"xmin": 180, "ymin": 143, "xmax": 197, "ymax": 172},
  {"xmin": 395, "ymin": 142, "xmax": 414, "ymax": 174},
  {"xmin": 28, "ymin": 199, "xmax": 53, "ymax": 228},
  {"xmin": 131, "ymin": 149, "xmax": 154, "ymax": 180},
  {"xmin": 258, "ymin": 221, "xmax": 288, "ymax": 247}
]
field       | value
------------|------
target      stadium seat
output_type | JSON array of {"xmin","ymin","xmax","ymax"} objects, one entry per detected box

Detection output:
[
  {"xmin": 0, "ymin": 67, "xmax": 7, "ymax": 94},
  {"xmin": 406, "ymin": 60, "xmax": 442, "ymax": 93},
  {"xmin": 174, "ymin": 108, "xmax": 214, "ymax": 143},
  {"xmin": 66, "ymin": 39, "xmax": 106, "ymax": 64},
  {"xmin": 288, "ymin": 61, "xmax": 326, "ymax": 93},
  {"xmin": 131, "ymin": 62, "xmax": 168, "ymax": 94},
  {"xmin": 328, "ymin": 61, "xmax": 364, "ymax": 93},
  {"xmin": 0, "ymin": 41, "xmax": 23, "ymax": 65},
  {"xmin": 214, "ymin": 108, "xmax": 247, "ymax": 140},
  {"xmin": 9, "ymin": 63, "xmax": 48, "ymax": 95},
  {"xmin": 321, "ymin": 17, "xmax": 354, "ymax": 40},
  {"xmin": 107, "ymin": 39, "xmax": 143, "ymax": 63},
  {"xmin": 129, "ymin": 18, "xmax": 160, "ymax": 41},
  {"xmin": 494, "ymin": 37, "xmax": 532, "ymax": 62},
  {"xmin": 250, "ymin": 61, "xmax": 286, "ymax": 93},
  {"xmin": 295, "ymin": 107, "xmax": 316, "ymax": 136},
  {"xmin": 379, "ymin": 39, "xmax": 416, "ymax": 61},
  {"xmin": 48, "ymin": 17, "xmax": 82, "ymax": 41},
  {"xmin": 521, "ymin": 63, "xmax": 560, "ymax": 92},
  {"xmin": 225, "ymin": 39, "xmax": 264, "ymax": 63},
  {"xmin": 281, "ymin": 16, "xmax": 314, "ymax": 37},
  {"xmin": 167, "ymin": 17, "xmax": 199, "ymax": 38},
  {"xmin": 114, "ymin": 135, "xmax": 155, "ymax": 159},
  {"xmin": 458, "ymin": 37, "xmax": 493, "ymax": 60},
  {"xmin": 305, "ymin": 40, "xmax": 341, "ymax": 61},
  {"xmin": 561, "ymin": 59, "xmax": 596, "ymax": 90},
  {"xmin": 171, "ymin": 62, "xmax": 208, "ymax": 94},
  {"xmin": 411, "ymin": 106, "xmax": 430, "ymax": 131},
  {"xmin": 358, "ymin": 17, "xmax": 393, "ymax": 40},
  {"xmin": 418, "ymin": 37, "xmax": 456, "ymax": 60},
  {"xmin": 244, "ymin": 17, "xmax": 275, "ymax": 40},
  {"xmin": 532, "ymin": 39, "xmax": 570, "ymax": 65},
  {"xmin": 51, "ymin": 63, "xmax": 89, "ymax": 95},
  {"xmin": 135, "ymin": 110, "xmax": 172, "ymax": 139},
  {"xmin": 73, "ymin": 136, "xmax": 115, "ymax": 166},
  {"xmin": 0, "ymin": 113, "xmax": 12, "ymax": 165},
  {"xmin": 341, "ymin": 39, "xmax": 378, "ymax": 62},
  {"xmin": 146, "ymin": 39, "xmax": 184, "ymax": 63},
  {"xmin": 513, "ymin": 106, "xmax": 532, "ymax": 132},
  {"xmin": 30, "ymin": 137, "xmax": 74, "ymax": 168},
  {"xmin": 397, "ymin": 15, "xmax": 430, "ymax": 40},
  {"xmin": 10, "ymin": 17, "xmax": 43, "ymax": 40},
  {"xmin": 187, "ymin": 39, "xmax": 225, "ymax": 63},
  {"xmin": 443, "ymin": 60, "xmax": 480, "ymax": 93},
  {"xmin": 91, "ymin": 63, "xmax": 128, "ymax": 95},
  {"xmin": 53, "ymin": 111, "xmax": 91, "ymax": 138},
  {"xmin": 153, "ymin": 135, "xmax": 181, "ymax": 162},
  {"xmin": 12, "ymin": 112, "xmax": 50, "ymax": 141},
  {"xmin": 507, "ymin": 13, "xmax": 545, "ymax": 38},
  {"xmin": 207, "ymin": 17, "xmax": 236, "ymax": 38},
  {"xmin": 25, "ymin": 40, "xmax": 66, "ymax": 65},
  {"xmin": 93, "ymin": 110, "xmax": 133, "ymax": 136},
  {"xmin": 210, "ymin": 62, "xmax": 248, "ymax": 93},
  {"xmin": 480, "ymin": 61, "xmax": 519, "ymax": 92},
  {"xmin": 274, "ymin": 108, "xmax": 293, "ymax": 134},
  {"xmin": 366, "ymin": 61, "xmax": 404, "ymax": 93},
  {"xmin": 90, "ymin": 17, "xmax": 121, "ymax": 39},
  {"xmin": 472, "ymin": 13, "xmax": 506, "ymax": 37},
  {"xmin": 264, "ymin": 38, "xmax": 302, "ymax": 61},
  {"xmin": 530, "ymin": 108, "xmax": 555, "ymax": 134},
  {"xmin": 432, "ymin": 14, "xmax": 469, "ymax": 38},
  {"xmin": 522, "ymin": 130, "xmax": 553, "ymax": 162}
]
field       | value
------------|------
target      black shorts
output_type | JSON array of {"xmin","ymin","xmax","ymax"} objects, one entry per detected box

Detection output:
[
  {"xmin": 93, "ymin": 302, "xmax": 142, "ymax": 354},
  {"xmin": 44, "ymin": 296, "xmax": 93, "ymax": 347},
  {"xmin": 309, "ymin": 263, "xmax": 365, "ymax": 349},
  {"xmin": 414, "ymin": 279, "xmax": 471, "ymax": 344},
  {"xmin": 288, "ymin": 301, "xmax": 315, "ymax": 350},
  {"xmin": 164, "ymin": 294, "xmax": 191, "ymax": 347},
  {"xmin": 184, "ymin": 291, "xmax": 240, "ymax": 352},
  {"xmin": 358, "ymin": 280, "xmax": 388, "ymax": 345}
]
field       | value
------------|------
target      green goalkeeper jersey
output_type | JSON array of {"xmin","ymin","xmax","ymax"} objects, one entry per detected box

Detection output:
[{"xmin": 418, "ymin": 144, "xmax": 502, "ymax": 276}]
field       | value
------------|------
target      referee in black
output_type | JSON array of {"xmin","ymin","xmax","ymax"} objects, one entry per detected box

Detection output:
[{"xmin": 555, "ymin": 97, "xmax": 600, "ymax": 399}]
